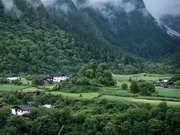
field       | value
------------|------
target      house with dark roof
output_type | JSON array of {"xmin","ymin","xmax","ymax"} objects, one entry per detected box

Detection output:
[
  {"xmin": 5, "ymin": 74, "xmax": 18, "ymax": 80},
  {"xmin": 51, "ymin": 73, "xmax": 69, "ymax": 82},
  {"xmin": 11, "ymin": 105, "xmax": 35, "ymax": 115},
  {"xmin": 38, "ymin": 76, "xmax": 52, "ymax": 83},
  {"xmin": 0, "ymin": 102, "xmax": 5, "ymax": 108},
  {"xmin": 158, "ymin": 79, "xmax": 169, "ymax": 83}
]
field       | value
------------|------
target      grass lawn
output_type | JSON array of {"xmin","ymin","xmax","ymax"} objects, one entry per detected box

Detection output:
[
  {"xmin": 0, "ymin": 85, "xmax": 28, "ymax": 92},
  {"xmin": 156, "ymin": 88, "xmax": 180, "ymax": 98},
  {"xmin": 38, "ymin": 84, "xmax": 56, "ymax": 90},
  {"xmin": 103, "ymin": 87, "xmax": 136, "ymax": 95},
  {"xmin": 20, "ymin": 87, "xmax": 44, "ymax": 92},
  {"xmin": 113, "ymin": 73, "xmax": 173, "ymax": 87},
  {"xmin": 135, "ymin": 96, "xmax": 180, "ymax": 102},
  {"xmin": 20, "ymin": 78, "xmax": 32, "ymax": 85},
  {"xmin": 97, "ymin": 95, "xmax": 180, "ymax": 108},
  {"xmin": 46, "ymin": 91, "xmax": 99, "ymax": 99}
]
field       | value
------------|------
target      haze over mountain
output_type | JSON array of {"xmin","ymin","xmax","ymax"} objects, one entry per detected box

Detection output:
[
  {"xmin": 0, "ymin": 0, "xmax": 180, "ymax": 74},
  {"xmin": 143, "ymin": 0, "xmax": 180, "ymax": 37}
]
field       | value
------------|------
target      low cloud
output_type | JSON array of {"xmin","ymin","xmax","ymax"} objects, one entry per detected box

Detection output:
[
  {"xmin": 71, "ymin": 0, "xmax": 137, "ymax": 24},
  {"xmin": 143, "ymin": 0, "xmax": 180, "ymax": 23},
  {"xmin": 1, "ymin": 0, "xmax": 14, "ymax": 11},
  {"xmin": 40, "ymin": 0, "xmax": 57, "ymax": 7},
  {"xmin": 72, "ymin": 0, "xmax": 136, "ymax": 13},
  {"xmin": 1, "ymin": 0, "xmax": 22, "ymax": 17}
]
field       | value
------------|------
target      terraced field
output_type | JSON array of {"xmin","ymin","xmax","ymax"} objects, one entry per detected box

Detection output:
[
  {"xmin": 46, "ymin": 91, "xmax": 99, "ymax": 99},
  {"xmin": 156, "ymin": 88, "xmax": 180, "ymax": 98},
  {"xmin": 97, "ymin": 95, "xmax": 180, "ymax": 108},
  {"xmin": 20, "ymin": 87, "xmax": 44, "ymax": 92},
  {"xmin": 0, "ymin": 85, "xmax": 28, "ymax": 92}
]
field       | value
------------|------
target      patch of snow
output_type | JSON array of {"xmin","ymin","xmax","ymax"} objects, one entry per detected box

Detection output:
[{"xmin": 164, "ymin": 25, "xmax": 180, "ymax": 38}]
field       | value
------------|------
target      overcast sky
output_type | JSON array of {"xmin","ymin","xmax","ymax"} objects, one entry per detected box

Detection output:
[{"xmin": 143, "ymin": 0, "xmax": 180, "ymax": 22}]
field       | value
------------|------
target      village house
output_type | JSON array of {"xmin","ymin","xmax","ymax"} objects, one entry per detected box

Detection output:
[
  {"xmin": 157, "ymin": 79, "xmax": 175, "ymax": 88},
  {"xmin": 51, "ymin": 73, "xmax": 69, "ymax": 82},
  {"xmin": 5, "ymin": 74, "xmax": 18, "ymax": 80},
  {"xmin": 38, "ymin": 76, "xmax": 52, "ymax": 83},
  {"xmin": 0, "ymin": 102, "xmax": 5, "ymax": 108},
  {"xmin": 158, "ymin": 79, "xmax": 169, "ymax": 83},
  {"xmin": 11, "ymin": 105, "xmax": 35, "ymax": 116},
  {"xmin": 43, "ymin": 104, "xmax": 55, "ymax": 109}
]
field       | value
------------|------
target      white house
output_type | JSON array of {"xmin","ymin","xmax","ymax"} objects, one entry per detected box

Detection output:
[
  {"xmin": 6, "ymin": 74, "xmax": 18, "ymax": 80},
  {"xmin": 11, "ymin": 105, "xmax": 34, "ymax": 115},
  {"xmin": 43, "ymin": 104, "xmax": 55, "ymax": 108},
  {"xmin": 158, "ymin": 79, "xmax": 169, "ymax": 83},
  {"xmin": 51, "ymin": 73, "xmax": 69, "ymax": 82}
]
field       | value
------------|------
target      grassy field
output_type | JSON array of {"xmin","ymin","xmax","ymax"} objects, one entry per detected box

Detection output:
[
  {"xmin": 46, "ymin": 91, "xmax": 99, "ymax": 99},
  {"xmin": 20, "ymin": 78, "xmax": 32, "ymax": 85},
  {"xmin": 0, "ymin": 85, "xmax": 28, "ymax": 92},
  {"xmin": 97, "ymin": 95, "xmax": 180, "ymax": 108},
  {"xmin": 102, "ymin": 87, "xmax": 136, "ymax": 95},
  {"xmin": 38, "ymin": 84, "xmax": 56, "ymax": 90},
  {"xmin": 156, "ymin": 88, "xmax": 180, "ymax": 98},
  {"xmin": 98, "ymin": 73, "xmax": 180, "ymax": 108},
  {"xmin": 113, "ymin": 73, "xmax": 173, "ymax": 87},
  {"xmin": 20, "ymin": 87, "xmax": 44, "ymax": 92}
]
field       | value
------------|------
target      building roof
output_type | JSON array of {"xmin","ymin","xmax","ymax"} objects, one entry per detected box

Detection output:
[
  {"xmin": 5, "ymin": 74, "xmax": 16, "ymax": 78},
  {"xmin": 51, "ymin": 73, "xmax": 65, "ymax": 77},
  {"xmin": 0, "ymin": 102, "xmax": 5, "ymax": 108},
  {"xmin": 12, "ymin": 105, "xmax": 35, "ymax": 111},
  {"xmin": 38, "ymin": 76, "xmax": 52, "ymax": 80}
]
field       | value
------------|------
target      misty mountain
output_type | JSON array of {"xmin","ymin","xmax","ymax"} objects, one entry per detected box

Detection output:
[
  {"xmin": 43, "ymin": 0, "xmax": 180, "ymax": 57},
  {"xmin": 0, "ymin": 0, "xmax": 179, "ymax": 74},
  {"xmin": 160, "ymin": 14, "xmax": 180, "ymax": 33}
]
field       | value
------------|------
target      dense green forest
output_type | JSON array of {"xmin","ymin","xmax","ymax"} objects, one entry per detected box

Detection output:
[
  {"xmin": 0, "ymin": 92, "xmax": 180, "ymax": 135},
  {"xmin": 0, "ymin": 0, "xmax": 179, "ymax": 75}
]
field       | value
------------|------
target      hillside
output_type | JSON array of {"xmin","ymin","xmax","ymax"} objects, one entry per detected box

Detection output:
[
  {"xmin": 0, "ymin": 0, "xmax": 179, "ymax": 75},
  {"xmin": 46, "ymin": 0, "xmax": 180, "ymax": 57}
]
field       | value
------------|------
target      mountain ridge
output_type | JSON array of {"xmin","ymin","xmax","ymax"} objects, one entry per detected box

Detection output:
[{"xmin": 0, "ymin": 0, "xmax": 179, "ymax": 75}]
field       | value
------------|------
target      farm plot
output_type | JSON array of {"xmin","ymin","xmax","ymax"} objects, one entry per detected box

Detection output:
[
  {"xmin": 0, "ymin": 85, "xmax": 28, "ymax": 92},
  {"xmin": 20, "ymin": 87, "xmax": 44, "ymax": 92},
  {"xmin": 156, "ymin": 88, "xmax": 180, "ymax": 98},
  {"xmin": 46, "ymin": 91, "xmax": 99, "ymax": 99},
  {"xmin": 97, "ymin": 95, "xmax": 180, "ymax": 108}
]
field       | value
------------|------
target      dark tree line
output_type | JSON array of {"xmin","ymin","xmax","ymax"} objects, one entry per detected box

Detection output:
[{"xmin": 0, "ymin": 92, "xmax": 180, "ymax": 135}]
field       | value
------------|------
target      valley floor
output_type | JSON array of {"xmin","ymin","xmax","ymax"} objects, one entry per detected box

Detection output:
[{"xmin": 0, "ymin": 73, "xmax": 179, "ymax": 108}]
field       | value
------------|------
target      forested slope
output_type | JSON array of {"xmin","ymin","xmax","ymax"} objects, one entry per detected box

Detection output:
[{"xmin": 0, "ymin": 0, "xmax": 179, "ymax": 75}]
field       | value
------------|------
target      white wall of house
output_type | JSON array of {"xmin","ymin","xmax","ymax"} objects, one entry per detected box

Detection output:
[
  {"xmin": 12, "ymin": 108, "xmax": 29, "ymax": 115},
  {"xmin": 7, "ymin": 77, "xmax": 18, "ymax": 80},
  {"xmin": 163, "ymin": 80, "xmax": 168, "ymax": 82},
  {"xmin": 53, "ymin": 76, "xmax": 69, "ymax": 82}
]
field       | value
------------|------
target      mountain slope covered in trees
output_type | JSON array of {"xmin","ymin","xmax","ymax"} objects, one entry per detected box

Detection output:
[{"xmin": 0, "ymin": 0, "xmax": 179, "ymax": 75}]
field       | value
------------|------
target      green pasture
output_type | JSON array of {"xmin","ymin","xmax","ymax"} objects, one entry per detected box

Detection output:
[
  {"xmin": 46, "ymin": 91, "xmax": 99, "ymax": 99},
  {"xmin": 20, "ymin": 78, "xmax": 32, "ymax": 85},
  {"xmin": 38, "ymin": 84, "xmax": 56, "ymax": 90},
  {"xmin": 20, "ymin": 87, "xmax": 44, "ymax": 92},
  {"xmin": 113, "ymin": 73, "xmax": 173, "ymax": 86},
  {"xmin": 156, "ymin": 88, "xmax": 180, "ymax": 98},
  {"xmin": 97, "ymin": 95, "xmax": 180, "ymax": 108},
  {"xmin": 102, "ymin": 87, "xmax": 136, "ymax": 96},
  {"xmin": 0, "ymin": 85, "xmax": 28, "ymax": 92}
]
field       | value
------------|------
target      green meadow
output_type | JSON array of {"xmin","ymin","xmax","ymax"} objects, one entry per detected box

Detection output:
[
  {"xmin": 20, "ymin": 87, "xmax": 44, "ymax": 92},
  {"xmin": 0, "ymin": 85, "xmax": 28, "ymax": 92},
  {"xmin": 97, "ymin": 95, "xmax": 180, "ymax": 108},
  {"xmin": 156, "ymin": 88, "xmax": 180, "ymax": 98},
  {"xmin": 113, "ymin": 73, "xmax": 173, "ymax": 86},
  {"xmin": 46, "ymin": 91, "xmax": 99, "ymax": 99},
  {"xmin": 0, "ymin": 73, "xmax": 179, "ymax": 108}
]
